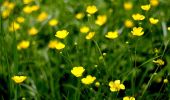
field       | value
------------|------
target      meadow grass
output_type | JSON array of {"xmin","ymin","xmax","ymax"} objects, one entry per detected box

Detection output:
[{"xmin": 0, "ymin": 0, "xmax": 170, "ymax": 100}]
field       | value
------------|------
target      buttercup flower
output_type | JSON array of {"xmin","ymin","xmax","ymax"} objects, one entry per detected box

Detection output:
[
  {"xmin": 55, "ymin": 30, "xmax": 69, "ymax": 39},
  {"xmin": 124, "ymin": 20, "xmax": 134, "ymax": 28},
  {"xmin": 131, "ymin": 27, "xmax": 144, "ymax": 36},
  {"xmin": 80, "ymin": 26, "xmax": 90, "ymax": 33},
  {"xmin": 75, "ymin": 12, "xmax": 85, "ymax": 19},
  {"xmin": 48, "ymin": 40, "xmax": 58, "ymax": 49},
  {"xmin": 9, "ymin": 22, "xmax": 20, "ymax": 32},
  {"xmin": 12, "ymin": 76, "xmax": 27, "ymax": 84},
  {"xmin": 31, "ymin": 5, "xmax": 40, "ymax": 11},
  {"xmin": 17, "ymin": 40, "xmax": 30, "ymax": 50},
  {"xmin": 150, "ymin": 0, "xmax": 159, "ymax": 7},
  {"xmin": 105, "ymin": 31, "xmax": 119, "ymax": 39},
  {"xmin": 109, "ymin": 80, "xmax": 125, "ymax": 92},
  {"xmin": 149, "ymin": 18, "xmax": 159, "ymax": 24},
  {"xmin": 23, "ymin": 6, "xmax": 33, "ymax": 14},
  {"xmin": 37, "ymin": 12, "xmax": 48, "ymax": 22},
  {"xmin": 153, "ymin": 59, "xmax": 164, "ymax": 66},
  {"xmin": 163, "ymin": 79, "xmax": 168, "ymax": 83},
  {"xmin": 55, "ymin": 41, "xmax": 65, "ymax": 50},
  {"xmin": 95, "ymin": 15, "xmax": 107, "ymax": 26},
  {"xmin": 28, "ymin": 27, "xmax": 38, "ymax": 36},
  {"xmin": 95, "ymin": 82, "xmax": 100, "ymax": 87},
  {"xmin": 81, "ymin": 75, "xmax": 96, "ymax": 85},
  {"xmin": 71, "ymin": 66, "xmax": 85, "ymax": 77},
  {"xmin": 124, "ymin": 2, "xmax": 133, "ymax": 10},
  {"xmin": 49, "ymin": 19, "xmax": 58, "ymax": 26},
  {"xmin": 168, "ymin": 27, "xmax": 170, "ymax": 31},
  {"xmin": 16, "ymin": 17, "xmax": 25, "ymax": 23},
  {"xmin": 123, "ymin": 96, "xmax": 135, "ymax": 100},
  {"xmin": 86, "ymin": 5, "xmax": 98, "ymax": 14},
  {"xmin": 132, "ymin": 13, "xmax": 145, "ymax": 21},
  {"xmin": 23, "ymin": 0, "xmax": 33, "ymax": 4},
  {"xmin": 2, "ymin": 10, "xmax": 11, "ymax": 19},
  {"xmin": 141, "ymin": 4, "xmax": 151, "ymax": 11},
  {"xmin": 86, "ymin": 32, "xmax": 95, "ymax": 40}
]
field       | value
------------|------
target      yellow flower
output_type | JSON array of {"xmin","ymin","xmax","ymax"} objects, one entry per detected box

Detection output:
[
  {"xmin": 149, "ymin": 18, "xmax": 159, "ymax": 24},
  {"xmin": 153, "ymin": 59, "xmax": 164, "ymax": 66},
  {"xmin": 95, "ymin": 82, "xmax": 100, "ymax": 87},
  {"xmin": 81, "ymin": 75, "xmax": 96, "ymax": 85},
  {"xmin": 16, "ymin": 17, "xmax": 25, "ymax": 23},
  {"xmin": 95, "ymin": 15, "xmax": 107, "ymax": 26},
  {"xmin": 31, "ymin": 5, "xmax": 40, "ymax": 11},
  {"xmin": 86, "ymin": 5, "xmax": 98, "ymax": 14},
  {"xmin": 55, "ymin": 30, "xmax": 69, "ymax": 39},
  {"xmin": 80, "ymin": 26, "xmax": 90, "ymax": 33},
  {"xmin": 48, "ymin": 40, "xmax": 58, "ymax": 49},
  {"xmin": 132, "ymin": 13, "xmax": 145, "ymax": 21},
  {"xmin": 150, "ymin": 0, "xmax": 159, "ymax": 7},
  {"xmin": 131, "ymin": 27, "xmax": 144, "ymax": 36},
  {"xmin": 17, "ymin": 40, "xmax": 30, "ymax": 50},
  {"xmin": 71, "ymin": 66, "xmax": 85, "ymax": 77},
  {"xmin": 123, "ymin": 96, "xmax": 135, "ymax": 100},
  {"xmin": 124, "ymin": 20, "xmax": 134, "ymax": 28},
  {"xmin": 75, "ymin": 12, "xmax": 85, "ymax": 20},
  {"xmin": 105, "ymin": 31, "xmax": 118, "ymax": 39},
  {"xmin": 141, "ymin": 4, "xmax": 151, "ymax": 11},
  {"xmin": 48, "ymin": 19, "xmax": 58, "ymax": 26},
  {"xmin": 55, "ymin": 41, "xmax": 65, "ymax": 50},
  {"xmin": 124, "ymin": 2, "xmax": 133, "ymax": 10},
  {"xmin": 86, "ymin": 32, "xmax": 95, "ymax": 40},
  {"xmin": 109, "ymin": 80, "xmax": 125, "ymax": 92},
  {"xmin": 168, "ymin": 27, "xmax": 170, "ymax": 31},
  {"xmin": 2, "ymin": 10, "xmax": 11, "ymax": 19},
  {"xmin": 163, "ymin": 79, "xmax": 168, "ymax": 84},
  {"xmin": 23, "ymin": 6, "xmax": 33, "ymax": 14},
  {"xmin": 37, "ymin": 12, "xmax": 48, "ymax": 22},
  {"xmin": 2, "ymin": 1, "xmax": 10, "ymax": 7},
  {"xmin": 9, "ymin": 22, "xmax": 20, "ymax": 32},
  {"xmin": 7, "ymin": 2, "xmax": 15, "ymax": 10},
  {"xmin": 23, "ymin": 0, "xmax": 33, "ymax": 4},
  {"xmin": 12, "ymin": 76, "xmax": 27, "ymax": 84},
  {"xmin": 28, "ymin": 27, "xmax": 38, "ymax": 36}
]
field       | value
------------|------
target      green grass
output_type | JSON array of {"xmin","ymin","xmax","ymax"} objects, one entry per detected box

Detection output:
[{"xmin": 0, "ymin": 0, "xmax": 170, "ymax": 100}]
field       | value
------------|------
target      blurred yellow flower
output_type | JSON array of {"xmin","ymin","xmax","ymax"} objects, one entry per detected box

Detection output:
[
  {"xmin": 163, "ymin": 79, "xmax": 168, "ymax": 83},
  {"xmin": 17, "ymin": 40, "xmax": 30, "ymax": 50},
  {"xmin": 31, "ymin": 5, "xmax": 40, "ymax": 11},
  {"xmin": 80, "ymin": 26, "xmax": 90, "ymax": 33},
  {"xmin": 16, "ymin": 17, "xmax": 25, "ymax": 23},
  {"xmin": 37, "ymin": 12, "xmax": 48, "ymax": 22},
  {"xmin": 132, "ymin": 13, "xmax": 145, "ymax": 20},
  {"xmin": 105, "ymin": 31, "xmax": 118, "ymax": 39},
  {"xmin": 23, "ymin": 0, "xmax": 33, "ymax": 4},
  {"xmin": 141, "ymin": 4, "xmax": 151, "ymax": 11},
  {"xmin": 2, "ymin": 1, "xmax": 10, "ymax": 7},
  {"xmin": 49, "ymin": 19, "xmax": 58, "ymax": 26},
  {"xmin": 9, "ymin": 22, "xmax": 20, "ymax": 32},
  {"xmin": 6, "ymin": 2, "xmax": 15, "ymax": 10},
  {"xmin": 71, "ymin": 66, "xmax": 85, "ymax": 77},
  {"xmin": 86, "ymin": 5, "xmax": 98, "ymax": 14},
  {"xmin": 28, "ymin": 27, "xmax": 38, "ymax": 36},
  {"xmin": 55, "ymin": 30, "xmax": 69, "ymax": 39},
  {"xmin": 48, "ymin": 40, "xmax": 58, "ymax": 49},
  {"xmin": 12, "ymin": 76, "xmax": 27, "ymax": 84},
  {"xmin": 81, "ymin": 75, "xmax": 96, "ymax": 85},
  {"xmin": 23, "ymin": 6, "xmax": 33, "ymax": 14},
  {"xmin": 2, "ymin": 10, "xmax": 11, "ymax": 19},
  {"xmin": 95, "ymin": 15, "xmax": 107, "ymax": 26},
  {"xmin": 95, "ymin": 81, "xmax": 100, "ymax": 87},
  {"xmin": 150, "ymin": 0, "xmax": 159, "ymax": 7},
  {"xmin": 86, "ymin": 32, "xmax": 95, "ymax": 40},
  {"xmin": 153, "ymin": 59, "xmax": 164, "ymax": 66},
  {"xmin": 123, "ymin": 96, "xmax": 135, "ymax": 100},
  {"xmin": 131, "ymin": 27, "xmax": 144, "ymax": 36},
  {"xmin": 75, "ymin": 12, "xmax": 85, "ymax": 20},
  {"xmin": 55, "ymin": 41, "xmax": 65, "ymax": 50},
  {"xmin": 124, "ymin": 20, "xmax": 134, "ymax": 28},
  {"xmin": 109, "ymin": 80, "xmax": 125, "ymax": 92},
  {"xmin": 168, "ymin": 27, "xmax": 170, "ymax": 31},
  {"xmin": 124, "ymin": 2, "xmax": 133, "ymax": 10},
  {"xmin": 149, "ymin": 18, "xmax": 159, "ymax": 24}
]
